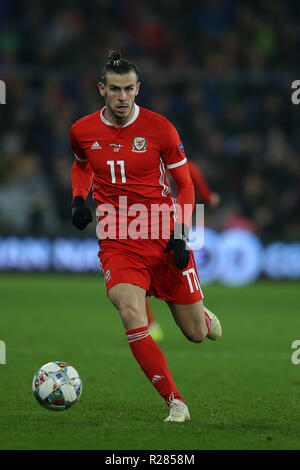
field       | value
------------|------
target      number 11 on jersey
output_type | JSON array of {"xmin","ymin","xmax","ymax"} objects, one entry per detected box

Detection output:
[{"xmin": 107, "ymin": 160, "xmax": 126, "ymax": 184}]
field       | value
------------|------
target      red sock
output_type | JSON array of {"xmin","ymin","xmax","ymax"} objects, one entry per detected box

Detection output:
[{"xmin": 126, "ymin": 326, "xmax": 184, "ymax": 404}]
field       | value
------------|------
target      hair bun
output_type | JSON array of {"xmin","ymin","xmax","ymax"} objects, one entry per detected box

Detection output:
[
  {"xmin": 108, "ymin": 50, "xmax": 122, "ymax": 64},
  {"xmin": 101, "ymin": 50, "xmax": 138, "ymax": 83}
]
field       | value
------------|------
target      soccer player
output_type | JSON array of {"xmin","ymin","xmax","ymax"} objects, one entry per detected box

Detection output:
[{"xmin": 70, "ymin": 51, "xmax": 222, "ymax": 423}]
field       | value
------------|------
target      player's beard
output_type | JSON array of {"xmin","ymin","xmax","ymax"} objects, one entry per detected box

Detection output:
[{"xmin": 106, "ymin": 100, "xmax": 135, "ymax": 126}]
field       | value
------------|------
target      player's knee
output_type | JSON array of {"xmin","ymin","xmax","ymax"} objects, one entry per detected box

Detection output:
[
  {"xmin": 112, "ymin": 295, "xmax": 146, "ymax": 329},
  {"xmin": 120, "ymin": 305, "xmax": 141, "ymax": 327}
]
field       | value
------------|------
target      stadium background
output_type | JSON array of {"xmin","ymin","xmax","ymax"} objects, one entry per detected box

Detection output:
[
  {"xmin": 0, "ymin": 0, "xmax": 299, "ymax": 284},
  {"xmin": 0, "ymin": 0, "xmax": 300, "ymax": 451}
]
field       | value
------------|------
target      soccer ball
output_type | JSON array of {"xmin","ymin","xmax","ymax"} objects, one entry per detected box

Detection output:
[{"xmin": 32, "ymin": 361, "xmax": 82, "ymax": 411}]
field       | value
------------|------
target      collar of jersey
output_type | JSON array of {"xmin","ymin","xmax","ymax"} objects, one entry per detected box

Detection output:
[{"xmin": 100, "ymin": 103, "xmax": 140, "ymax": 128}]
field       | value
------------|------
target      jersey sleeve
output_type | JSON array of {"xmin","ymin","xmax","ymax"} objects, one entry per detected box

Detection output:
[
  {"xmin": 70, "ymin": 124, "xmax": 88, "ymax": 162},
  {"xmin": 168, "ymin": 164, "xmax": 195, "ymax": 227},
  {"xmin": 160, "ymin": 120, "xmax": 194, "ymax": 227},
  {"xmin": 70, "ymin": 124, "xmax": 93, "ymax": 199},
  {"xmin": 160, "ymin": 120, "xmax": 187, "ymax": 170}
]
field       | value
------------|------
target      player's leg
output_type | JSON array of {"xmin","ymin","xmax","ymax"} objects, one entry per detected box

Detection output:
[
  {"xmin": 108, "ymin": 283, "xmax": 186, "ymax": 414},
  {"xmin": 156, "ymin": 246, "xmax": 221, "ymax": 342},
  {"xmin": 163, "ymin": 299, "xmax": 221, "ymax": 422},
  {"xmin": 166, "ymin": 299, "xmax": 222, "ymax": 342},
  {"xmin": 145, "ymin": 298, "xmax": 155, "ymax": 325},
  {"xmin": 108, "ymin": 283, "xmax": 148, "ymax": 329},
  {"xmin": 166, "ymin": 299, "xmax": 207, "ymax": 343}
]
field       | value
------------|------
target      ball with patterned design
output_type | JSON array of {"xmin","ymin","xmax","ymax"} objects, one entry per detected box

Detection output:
[{"xmin": 32, "ymin": 361, "xmax": 82, "ymax": 411}]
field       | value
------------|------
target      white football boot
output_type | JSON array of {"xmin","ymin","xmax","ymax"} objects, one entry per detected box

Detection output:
[
  {"xmin": 204, "ymin": 306, "xmax": 222, "ymax": 341},
  {"xmin": 164, "ymin": 398, "xmax": 190, "ymax": 423}
]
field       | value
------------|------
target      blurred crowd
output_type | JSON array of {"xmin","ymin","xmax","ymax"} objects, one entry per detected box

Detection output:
[{"xmin": 0, "ymin": 0, "xmax": 299, "ymax": 241}]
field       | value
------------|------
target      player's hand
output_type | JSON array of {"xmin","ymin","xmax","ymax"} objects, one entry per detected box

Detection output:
[
  {"xmin": 164, "ymin": 223, "xmax": 190, "ymax": 270},
  {"xmin": 71, "ymin": 196, "xmax": 92, "ymax": 230}
]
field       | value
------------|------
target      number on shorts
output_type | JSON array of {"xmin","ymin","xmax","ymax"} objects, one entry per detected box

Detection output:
[{"xmin": 182, "ymin": 268, "xmax": 200, "ymax": 293}]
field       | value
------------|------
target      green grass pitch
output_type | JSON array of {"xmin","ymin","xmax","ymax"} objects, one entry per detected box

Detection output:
[{"xmin": 0, "ymin": 273, "xmax": 299, "ymax": 450}]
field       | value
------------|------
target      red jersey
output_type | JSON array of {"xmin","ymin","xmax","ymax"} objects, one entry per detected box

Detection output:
[{"xmin": 70, "ymin": 104, "xmax": 195, "ymax": 239}]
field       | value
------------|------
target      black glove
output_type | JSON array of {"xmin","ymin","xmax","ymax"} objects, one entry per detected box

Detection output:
[
  {"xmin": 164, "ymin": 223, "xmax": 190, "ymax": 270},
  {"xmin": 71, "ymin": 196, "xmax": 92, "ymax": 230}
]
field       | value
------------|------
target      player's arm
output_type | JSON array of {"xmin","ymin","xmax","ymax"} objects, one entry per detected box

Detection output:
[
  {"xmin": 167, "ymin": 163, "xmax": 195, "ymax": 229},
  {"xmin": 70, "ymin": 125, "xmax": 93, "ymax": 230},
  {"xmin": 161, "ymin": 122, "xmax": 195, "ymax": 269}
]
